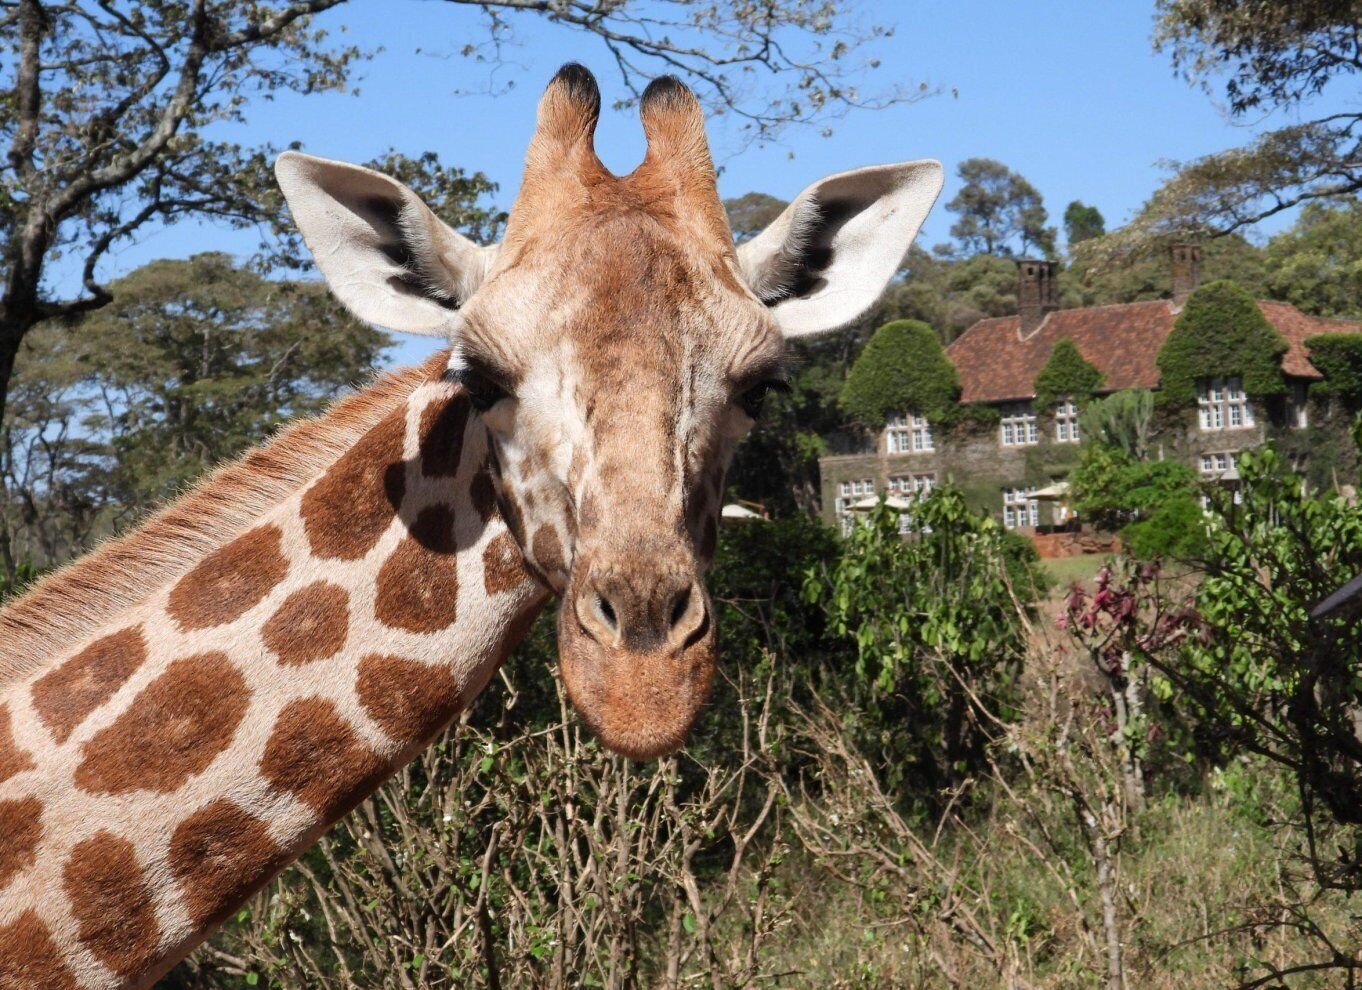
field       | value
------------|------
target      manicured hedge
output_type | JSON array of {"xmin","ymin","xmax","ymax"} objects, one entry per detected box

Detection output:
[
  {"xmin": 1033, "ymin": 338, "xmax": 1104, "ymax": 409},
  {"xmin": 841, "ymin": 319, "xmax": 960, "ymax": 426},
  {"xmin": 1155, "ymin": 279, "xmax": 1286, "ymax": 404}
]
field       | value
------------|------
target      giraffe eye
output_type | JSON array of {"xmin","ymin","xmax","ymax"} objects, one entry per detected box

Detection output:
[
  {"xmin": 451, "ymin": 367, "xmax": 510, "ymax": 412},
  {"xmin": 738, "ymin": 379, "xmax": 788, "ymax": 420}
]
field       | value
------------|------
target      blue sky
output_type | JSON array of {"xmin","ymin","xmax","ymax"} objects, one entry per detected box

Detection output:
[{"xmin": 86, "ymin": 0, "xmax": 1349, "ymax": 366}]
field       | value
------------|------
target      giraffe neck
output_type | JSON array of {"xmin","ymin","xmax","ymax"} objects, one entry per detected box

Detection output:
[{"xmin": 0, "ymin": 356, "xmax": 549, "ymax": 989}]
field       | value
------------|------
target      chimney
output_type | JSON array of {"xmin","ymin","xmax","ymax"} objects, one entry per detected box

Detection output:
[
  {"xmin": 1170, "ymin": 242, "xmax": 1202, "ymax": 306},
  {"xmin": 1017, "ymin": 259, "xmax": 1058, "ymax": 337}
]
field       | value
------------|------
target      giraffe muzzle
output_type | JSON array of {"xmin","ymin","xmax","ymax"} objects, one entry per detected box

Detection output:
[{"xmin": 557, "ymin": 562, "xmax": 716, "ymax": 760}]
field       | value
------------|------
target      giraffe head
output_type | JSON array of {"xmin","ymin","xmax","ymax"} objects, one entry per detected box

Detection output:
[{"xmin": 276, "ymin": 65, "xmax": 942, "ymax": 759}]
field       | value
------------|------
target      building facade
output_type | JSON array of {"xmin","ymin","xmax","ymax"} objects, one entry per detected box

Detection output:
[{"xmin": 819, "ymin": 246, "xmax": 1362, "ymax": 534}]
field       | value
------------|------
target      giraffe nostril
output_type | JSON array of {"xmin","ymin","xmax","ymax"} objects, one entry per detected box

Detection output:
[
  {"xmin": 669, "ymin": 586, "xmax": 690, "ymax": 630},
  {"xmin": 596, "ymin": 594, "xmax": 617, "ymax": 631}
]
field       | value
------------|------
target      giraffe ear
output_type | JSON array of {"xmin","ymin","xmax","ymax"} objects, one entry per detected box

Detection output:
[
  {"xmin": 736, "ymin": 160, "xmax": 944, "ymax": 338},
  {"xmin": 275, "ymin": 151, "xmax": 497, "ymax": 336}
]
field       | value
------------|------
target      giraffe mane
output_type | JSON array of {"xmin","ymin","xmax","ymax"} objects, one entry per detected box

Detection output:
[{"xmin": 0, "ymin": 351, "xmax": 449, "ymax": 687}]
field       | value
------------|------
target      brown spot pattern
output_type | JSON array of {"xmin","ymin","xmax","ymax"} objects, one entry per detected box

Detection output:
[
  {"xmin": 262, "ymin": 582, "xmax": 349, "ymax": 666},
  {"xmin": 302, "ymin": 407, "xmax": 407, "ymax": 560},
  {"xmin": 31, "ymin": 626, "xmax": 148, "ymax": 744},
  {"xmin": 531, "ymin": 525, "xmax": 567, "ymax": 580},
  {"xmin": 0, "ymin": 911, "xmax": 77, "ymax": 990},
  {"xmin": 261, "ymin": 698, "xmax": 386, "ymax": 820},
  {"xmin": 167, "ymin": 525, "xmax": 288, "ymax": 631},
  {"xmin": 375, "ymin": 506, "xmax": 459, "ymax": 633},
  {"xmin": 356, "ymin": 653, "xmax": 462, "ymax": 745},
  {"xmin": 75, "ymin": 652, "xmax": 249, "ymax": 795},
  {"xmin": 0, "ymin": 796, "xmax": 42, "ymax": 891},
  {"xmin": 419, "ymin": 395, "xmax": 469, "ymax": 478},
  {"xmin": 0, "ymin": 704, "xmax": 34, "ymax": 785},
  {"xmin": 483, "ymin": 532, "xmax": 532, "ymax": 596},
  {"xmin": 470, "ymin": 462, "xmax": 498, "ymax": 522},
  {"xmin": 170, "ymin": 799, "xmax": 288, "ymax": 931},
  {"xmin": 64, "ymin": 831, "xmax": 160, "ymax": 977}
]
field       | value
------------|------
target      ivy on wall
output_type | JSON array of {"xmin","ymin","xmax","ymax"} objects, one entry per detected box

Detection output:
[
  {"xmin": 1303, "ymin": 333, "xmax": 1362, "ymax": 402},
  {"xmin": 1155, "ymin": 279, "xmax": 1287, "ymax": 405},
  {"xmin": 841, "ymin": 320, "xmax": 960, "ymax": 427},
  {"xmin": 1032, "ymin": 338, "xmax": 1104, "ymax": 409}
]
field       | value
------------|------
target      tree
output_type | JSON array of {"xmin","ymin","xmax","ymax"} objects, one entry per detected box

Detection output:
[
  {"xmin": 0, "ymin": 1, "xmax": 921, "ymax": 441},
  {"xmin": 0, "ymin": 253, "xmax": 388, "ymax": 573},
  {"xmin": 1068, "ymin": 443, "xmax": 1207, "ymax": 559},
  {"xmin": 1033, "ymin": 338, "xmax": 1104, "ymax": 410},
  {"xmin": 839, "ymin": 319, "xmax": 959, "ymax": 428},
  {"xmin": 1077, "ymin": 389, "xmax": 1155, "ymax": 459},
  {"xmin": 1063, "ymin": 232, "xmax": 1267, "ymax": 307},
  {"xmin": 1155, "ymin": 279, "xmax": 1287, "ymax": 404},
  {"xmin": 945, "ymin": 157, "xmax": 1056, "ymax": 258},
  {"xmin": 1138, "ymin": 0, "xmax": 1362, "ymax": 236},
  {"xmin": 1264, "ymin": 199, "xmax": 1362, "ymax": 319},
  {"xmin": 1063, "ymin": 200, "xmax": 1106, "ymax": 247},
  {"xmin": 723, "ymin": 192, "xmax": 788, "ymax": 243}
]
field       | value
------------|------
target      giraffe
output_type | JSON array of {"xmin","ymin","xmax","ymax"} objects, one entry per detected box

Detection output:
[{"xmin": 0, "ymin": 64, "xmax": 941, "ymax": 987}]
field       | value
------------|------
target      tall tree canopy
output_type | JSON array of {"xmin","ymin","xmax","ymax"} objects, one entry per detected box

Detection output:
[
  {"xmin": 1063, "ymin": 201, "xmax": 1106, "ymax": 247},
  {"xmin": 1, "ymin": 253, "xmax": 388, "ymax": 576},
  {"xmin": 945, "ymin": 158, "xmax": 1056, "ymax": 258},
  {"xmin": 1138, "ymin": 0, "xmax": 1362, "ymax": 237}
]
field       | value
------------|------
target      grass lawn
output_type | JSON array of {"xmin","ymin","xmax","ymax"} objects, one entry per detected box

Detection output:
[{"xmin": 1040, "ymin": 552, "xmax": 1111, "ymax": 589}]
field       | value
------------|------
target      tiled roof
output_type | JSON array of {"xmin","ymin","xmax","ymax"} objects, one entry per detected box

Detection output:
[{"xmin": 946, "ymin": 298, "xmax": 1362, "ymax": 404}]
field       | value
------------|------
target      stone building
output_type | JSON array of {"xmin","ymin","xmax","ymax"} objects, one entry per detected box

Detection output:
[{"xmin": 818, "ymin": 246, "xmax": 1362, "ymax": 534}]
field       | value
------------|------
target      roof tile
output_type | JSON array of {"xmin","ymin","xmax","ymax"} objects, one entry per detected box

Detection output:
[{"xmin": 945, "ymin": 299, "xmax": 1362, "ymax": 404}]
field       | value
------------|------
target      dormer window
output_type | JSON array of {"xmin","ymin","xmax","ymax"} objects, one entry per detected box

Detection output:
[
  {"xmin": 1000, "ymin": 404, "xmax": 1038, "ymax": 446},
  {"xmin": 1198, "ymin": 377, "xmax": 1253, "ymax": 431},
  {"xmin": 887, "ymin": 413, "xmax": 934, "ymax": 454},
  {"xmin": 1055, "ymin": 399, "xmax": 1081, "ymax": 443}
]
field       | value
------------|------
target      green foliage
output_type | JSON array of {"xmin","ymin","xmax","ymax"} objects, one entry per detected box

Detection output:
[
  {"xmin": 78, "ymin": 254, "xmax": 389, "ymax": 508},
  {"xmin": 1155, "ymin": 279, "xmax": 1287, "ymax": 404},
  {"xmin": 1063, "ymin": 200, "xmax": 1105, "ymax": 246},
  {"xmin": 806, "ymin": 488, "xmax": 1041, "ymax": 789},
  {"xmin": 1069, "ymin": 444, "xmax": 1207, "ymax": 558},
  {"xmin": 839, "ymin": 320, "xmax": 959, "ymax": 428},
  {"xmin": 1063, "ymin": 234, "xmax": 1267, "ymax": 307},
  {"xmin": 1077, "ymin": 389, "xmax": 1155, "ymax": 458},
  {"xmin": 945, "ymin": 158, "xmax": 1056, "ymax": 257},
  {"xmin": 1264, "ymin": 200, "xmax": 1362, "ymax": 319},
  {"xmin": 1301, "ymin": 333, "xmax": 1362, "ymax": 401},
  {"xmin": 723, "ymin": 192, "xmax": 788, "ymax": 242},
  {"xmin": 1032, "ymin": 338, "xmax": 1104, "ymax": 409}
]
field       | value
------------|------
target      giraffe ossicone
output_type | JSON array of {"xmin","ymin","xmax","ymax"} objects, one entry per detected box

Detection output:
[{"xmin": 0, "ymin": 64, "xmax": 940, "ymax": 987}]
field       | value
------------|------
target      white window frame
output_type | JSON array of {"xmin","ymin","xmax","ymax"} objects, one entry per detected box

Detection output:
[
  {"xmin": 1198, "ymin": 377, "xmax": 1253, "ymax": 431},
  {"xmin": 889, "ymin": 474, "xmax": 936, "ymax": 534},
  {"xmin": 1000, "ymin": 404, "xmax": 1039, "ymax": 447},
  {"xmin": 835, "ymin": 478, "xmax": 876, "ymax": 535},
  {"xmin": 1054, "ymin": 399, "xmax": 1081, "ymax": 443},
  {"xmin": 1002, "ymin": 487, "xmax": 1040, "ymax": 529},
  {"xmin": 887, "ymin": 412, "xmax": 934, "ymax": 454},
  {"xmin": 1198, "ymin": 451, "xmax": 1236, "ymax": 477}
]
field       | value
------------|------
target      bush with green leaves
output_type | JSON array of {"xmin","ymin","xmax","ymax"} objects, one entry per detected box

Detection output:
[
  {"xmin": 1069, "ymin": 443, "xmax": 1207, "ymax": 559},
  {"xmin": 1302, "ymin": 333, "xmax": 1362, "ymax": 402},
  {"xmin": 805, "ymin": 488, "xmax": 1041, "ymax": 792},
  {"xmin": 1076, "ymin": 389, "xmax": 1155, "ymax": 459},
  {"xmin": 839, "ymin": 319, "xmax": 959, "ymax": 428},
  {"xmin": 1032, "ymin": 338, "xmax": 1104, "ymax": 409},
  {"xmin": 1155, "ymin": 279, "xmax": 1286, "ymax": 405}
]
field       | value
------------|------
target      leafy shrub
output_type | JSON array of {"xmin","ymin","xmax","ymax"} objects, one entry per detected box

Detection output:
[
  {"xmin": 1032, "ymin": 338, "xmax": 1104, "ymax": 409},
  {"xmin": 840, "ymin": 319, "xmax": 959, "ymax": 427},
  {"xmin": 1069, "ymin": 443, "xmax": 1207, "ymax": 558},
  {"xmin": 806, "ymin": 487, "xmax": 1040, "ymax": 791},
  {"xmin": 1302, "ymin": 332, "xmax": 1362, "ymax": 401},
  {"xmin": 1155, "ymin": 279, "xmax": 1286, "ymax": 404},
  {"xmin": 1077, "ymin": 388, "xmax": 1155, "ymax": 458}
]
